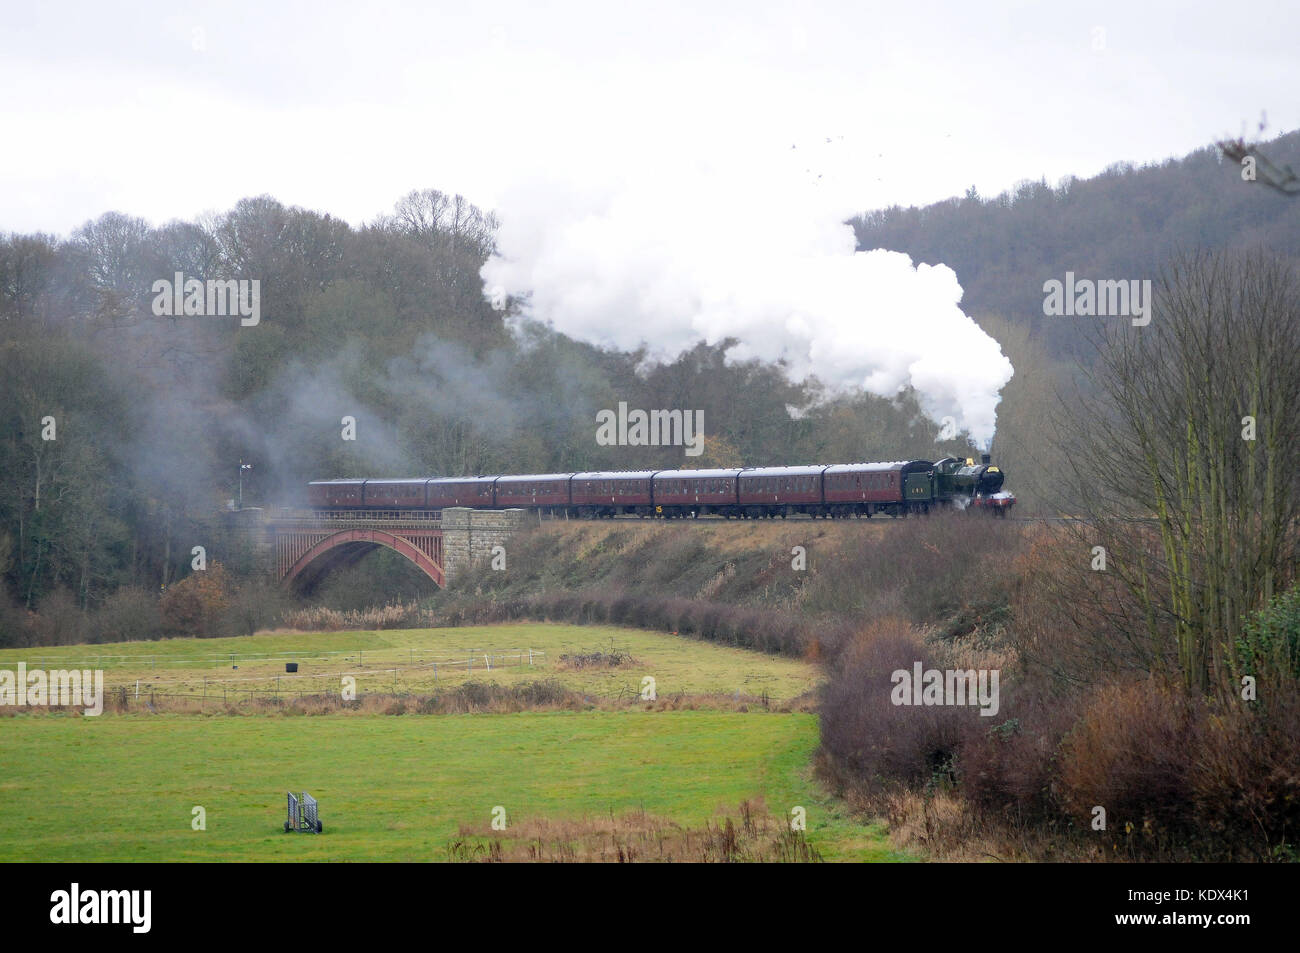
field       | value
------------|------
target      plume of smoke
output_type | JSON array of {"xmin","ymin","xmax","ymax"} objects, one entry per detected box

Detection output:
[{"xmin": 482, "ymin": 149, "xmax": 1014, "ymax": 446}]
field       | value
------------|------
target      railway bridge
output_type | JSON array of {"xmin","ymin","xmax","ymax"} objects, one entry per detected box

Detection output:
[{"xmin": 228, "ymin": 506, "xmax": 528, "ymax": 591}]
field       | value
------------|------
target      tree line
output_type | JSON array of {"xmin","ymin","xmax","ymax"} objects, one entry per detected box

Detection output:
[{"xmin": 0, "ymin": 189, "xmax": 976, "ymax": 628}]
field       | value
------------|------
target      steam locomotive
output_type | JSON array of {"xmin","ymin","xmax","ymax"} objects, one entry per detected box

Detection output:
[{"xmin": 307, "ymin": 455, "xmax": 1015, "ymax": 519}]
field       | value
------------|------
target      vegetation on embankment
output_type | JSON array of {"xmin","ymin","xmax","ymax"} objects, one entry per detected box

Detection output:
[{"xmin": 422, "ymin": 514, "xmax": 1025, "ymax": 662}]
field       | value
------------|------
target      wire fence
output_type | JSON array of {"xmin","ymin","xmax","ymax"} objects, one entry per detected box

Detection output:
[
  {"xmin": 18, "ymin": 647, "xmax": 546, "ymax": 671},
  {"xmin": 17, "ymin": 646, "xmax": 790, "ymax": 709},
  {"xmin": 74, "ymin": 649, "xmax": 549, "ymax": 707},
  {"xmin": 101, "ymin": 672, "xmax": 774, "ymax": 710}
]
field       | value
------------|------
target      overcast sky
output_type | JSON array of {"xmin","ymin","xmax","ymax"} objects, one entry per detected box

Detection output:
[{"xmin": 2, "ymin": 0, "xmax": 1295, "ymax": 236}]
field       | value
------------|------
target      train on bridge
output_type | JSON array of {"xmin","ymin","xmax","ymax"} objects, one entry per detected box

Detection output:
[{"xmin": 308, "ymin": 455, "xmax": 1016, "ymax": 519}]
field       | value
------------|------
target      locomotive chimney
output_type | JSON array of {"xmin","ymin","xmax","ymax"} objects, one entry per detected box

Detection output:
[{"xmin": 980, "ymin": 453, "xmax": 991, "ymax": 466}]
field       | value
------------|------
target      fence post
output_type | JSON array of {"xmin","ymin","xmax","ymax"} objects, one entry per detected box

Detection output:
[{"xmin": 135, "ymin": 680, "xmax": 139, "ymax": 700}]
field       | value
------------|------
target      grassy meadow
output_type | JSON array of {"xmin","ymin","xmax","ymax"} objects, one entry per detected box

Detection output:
[
  {"xmin": 0, "ymin": 624, "xmax": 896, "ymax": 861},
  {"xmin": 0, "ymin": 623, "xmax": 818, "ymax": 703}
]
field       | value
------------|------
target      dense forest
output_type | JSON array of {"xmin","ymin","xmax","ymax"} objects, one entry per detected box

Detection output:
[{"xmin": 1, "ymin": 128, "xmax": 1293, "ymax": 630}]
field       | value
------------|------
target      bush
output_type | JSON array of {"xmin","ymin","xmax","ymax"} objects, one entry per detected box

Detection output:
[
  {"xmin": 1189, "ymin": 694, "xmax": 1300, "ymax": 859},
  {"xmin": 1234, "ymin": 584, "xmax": 1300, "ymax": 687},
  {"xmin": 25, "ymin": 588, "xmax": 89, "ymax": 646},
  {"xmin": 819, "ymin": 619, "xmax": 968, "ymax": 793},
  {"xmin": 95, "ymin": 587, "xmax": 164, "ymax": 643},
  {"xmin": 226, "ymin": 578, "xmax": 290, "ymax": 637},
  {"xmin": 0, "ymin": 596, "xmax": 31, "ymax": 648},
  {"xmin": 160, "ymin": 564, "xmax": 233, "ymax": 638},
  {"xmin": 1053, "ymin": 680, "xmax": 1202, "ymax": 838},
  {"xmin": 956, "ymin": 680, "xmax": 1081, "ymax": 822}
]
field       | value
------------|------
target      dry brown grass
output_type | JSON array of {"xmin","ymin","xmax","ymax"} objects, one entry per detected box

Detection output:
[
  {"xmin": 445, "ymin": 799, "xmax": 822, "ymax": 862},
  {"xmin": 0, "ymin": 680, "xmax": 815, "ymax": 717},
  {"xmin": 280, "ymin": 602, "xmax": 438, "ymax": 631}
]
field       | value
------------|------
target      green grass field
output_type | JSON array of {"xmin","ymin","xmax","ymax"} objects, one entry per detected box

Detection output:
[
  {"xmin": 0, "ymin": 623, "xmax": 818, "ymax": 703},
  {"xmin": 0, "ymin": 711, "xmax": 896, "ymax": 861},
  {"xmin": 0, "ymin": 624, "xmax": 898, "ymax": 862}
]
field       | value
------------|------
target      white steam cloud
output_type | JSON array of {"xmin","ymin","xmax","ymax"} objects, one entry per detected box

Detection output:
[{"xmin": 482, "ymin": 141, "xmax": 1013, "ymax": 446}]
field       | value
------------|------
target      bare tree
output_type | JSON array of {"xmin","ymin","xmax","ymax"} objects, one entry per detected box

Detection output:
[{"xmin": 1062, "ymin": 249, "xmax": 1300, "ymax": 696}]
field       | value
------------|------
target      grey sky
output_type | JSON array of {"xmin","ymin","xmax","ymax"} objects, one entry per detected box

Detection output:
[{"xmin": 2, "ymin": 0, "xmax": 1295, "ymax": 235}]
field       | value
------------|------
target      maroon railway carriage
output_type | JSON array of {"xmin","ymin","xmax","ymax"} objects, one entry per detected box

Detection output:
[
  {"xmin": 362, "ymin": 479, "xmax": 428, "ymax": 509},
  {"xmin": 426, "ymin": 477, "xmax": 497, "ymax": 509},
  {"xmin": 651, "ymin": 468, "xmax": 741, "ymax": 517},
  {"xmin": 822, "ymin": 461, "xmax": 931, "ymax": 516},
  {"xmin": 571, "ymin": 470, "xmax": 656, "ymax": 516},
  {"xmin": 307, "ymin": 479, "xmax": 367, "ymax": 508},
  {"xmin": 492, "ymin": 473, "xmax": 573, "ymax": 511},
  {"xmin": 737, "ymin": 465, "xmax": 826, "ymax": 517}
]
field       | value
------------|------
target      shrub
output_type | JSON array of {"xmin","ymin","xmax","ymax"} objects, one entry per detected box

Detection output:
[
  {"xmin": 160, "ymin": 564, "xmax": 233, "ymax": 638},
  {"xmin": 25, "ymin": 588, "xmax": 88, "ymax": 646},
  {"xmin": 819, "ymin": 619, "xmax": 968, "ymax": 793},
  {"xmin": 1189, "ymin": 694, "xmax": 1300, "ymax": 859},
  {"xmin": 226, "ymin": 578, "xmax": 290, "ymax": 637},
  {"xmin": 0, "ymin": 596, "xmax": 31, "ymax": 648},
  {"xmin": 1054, "ymin": 680, "xmax": 1203, "ymax": 842},
  {"xmin": 95, "ymin": 587, "xmax": 164, "ymax": 643},
  {"xmin": 956, "ymin": 679, "xmax": 1081, "ymax": 822},
  {"xmin": 1233, "ymin": 584, "xmax": 1300, "ymax": 687}
]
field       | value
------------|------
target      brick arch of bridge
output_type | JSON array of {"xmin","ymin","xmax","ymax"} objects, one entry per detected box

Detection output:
[{"xmin": 282, "ymin": 528, "xmax": 445, "ymax": 592}]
